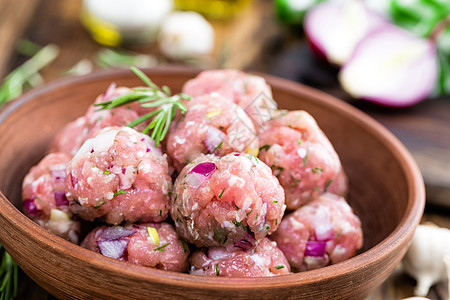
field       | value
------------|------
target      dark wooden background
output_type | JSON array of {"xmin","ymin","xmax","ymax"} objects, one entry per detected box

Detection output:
[{"xmin": 1, "ymin": 0, "xmax": 449, "ymax": 299}]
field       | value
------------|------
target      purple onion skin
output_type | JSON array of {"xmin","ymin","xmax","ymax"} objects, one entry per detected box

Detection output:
[
  {"xmin": 97, "ymin": 239, "xmax": 129, "ymax": 259},
  {"xmin": 23, "ymin": 199, "xmax": 42, "ymax": 217},
  {"xmin": 54, "ymin": 192, "xmax": 69, "ymax": 206},
  {"xmin": 304, "ymin": 241, "xmax": 327, "ymax": 257},
  {"xmin": 100, "ymin": 226, "xmax": 137, "ymax": 240},
  {"xmin": 189, "ymin": 162, "xmax": 217, "ymax": 178}
]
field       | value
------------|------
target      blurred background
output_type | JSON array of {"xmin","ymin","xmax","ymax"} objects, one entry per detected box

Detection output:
[{"xmin": 0, "ymin": 0, "xmax": 449, "ymax": 299}]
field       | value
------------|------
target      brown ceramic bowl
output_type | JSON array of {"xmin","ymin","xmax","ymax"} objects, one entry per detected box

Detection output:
[{"xmin": 0, "ymin": 67, "xmax": 424, "ymax": 299}]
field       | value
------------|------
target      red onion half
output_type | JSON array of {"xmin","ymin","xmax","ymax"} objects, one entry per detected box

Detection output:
[
  {"xmin": 339, "ymin": 25, "xmax": 438, "ymax": 107},
  {"xmin": 304, "ymin": 0, "xmax": 386, "ymax": 65}
]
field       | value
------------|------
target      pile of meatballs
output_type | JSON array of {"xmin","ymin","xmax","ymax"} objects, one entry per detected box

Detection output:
[{"xmin": 22, "ymin": 70, "xmax": 363, "ymax": 277}]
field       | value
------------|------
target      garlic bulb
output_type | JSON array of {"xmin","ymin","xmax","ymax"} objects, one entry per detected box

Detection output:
[
  {"xmin": 402, "ymin": 224, "xmax": 450, "ymax": 296},
  {"xmin": 158, "ymin": 11, "xmax": 214, "ymax": 60}
]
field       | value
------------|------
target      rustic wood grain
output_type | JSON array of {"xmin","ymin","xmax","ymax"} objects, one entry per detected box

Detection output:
[{"xmin": 0, "ymin": 0, "xmax": 41, "ymax": 77}]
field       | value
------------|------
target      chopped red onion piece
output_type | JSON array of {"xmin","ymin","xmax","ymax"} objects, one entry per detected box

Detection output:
[
  {"xmin": 50, "ymin": 169, "xmax": 66, "ymax": 182},
  {"xmin": 70, "ymin": 173, "xmax": 77, "ymax": 188},
  {"xmin": 233, "ymin": 153, "xmax": 240, "ymax": 156},
  {"xmin": 189, "ymin": 162, "xmax": 217, "ymax": 178},
  {"xmin": 103, "ymin": 82, "xmax": 117, "ymax": 101},
  {"xmin": 54, "ymin": 192, "xmax": 69, "ymax": 206},
  {"xmin": 204, "ymin": 127, "xmax": 226, "ymax": 155},
  {"xmin": 23, "ymin": 199, "xmax": 41, "ymax": 217},
  {"xmin": 100, "ymin": 226, "xmax": 137, "ymax": 240},
  {"xmin": 233, "ymin": 239, "xmax": 253, "ymax": 251},
  {"xmin": 304, "ymin": 241, "xmax": 327, "ymax": 257},
  {"xmin": 97, "ymin": 239, "xmax": 129, "ymax": 259}
]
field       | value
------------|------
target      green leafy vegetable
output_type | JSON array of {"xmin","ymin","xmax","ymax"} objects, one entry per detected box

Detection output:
[
  {"xmin": 0, "ymin": 244, "xmax": 18, "ymax": 300},
  {"xmin": 0, "ymin": 43, "xmax": 59, "ymax": 106},
  {"xmin": 94, "ymin": 66, "xmax": 191, "ymax": 146}
]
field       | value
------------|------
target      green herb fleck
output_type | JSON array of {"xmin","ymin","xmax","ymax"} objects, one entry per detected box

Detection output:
[
  {"xmin": 94, "ymin": 201, "xmax": 106, "ymax": 209},
  {"xmin": 273, "ymin": 200, "xmax": 278, "ymax": 203},
  {"xmin": 154, "ymin": 243, "xmax": 170, "ymax": 251},
  {"xmin": 218, "ymin": 188, "xmax": 225, "ymax": 199},
  {"xmin": 233, "ymin": 221, "xmax": 241, "ymax": 226},
  {"xmin": 246, "ymin": 210, "xmax": 253, "ymax": 216},
  {"xmin": 211, "ymin": 141, "xmax": 223, "ymax": 154},
  {"xmin": 114, "ymin": 189, "xmax": 126, "ymax": 197},
  {"xmin": 159, "ymin": 210, "xmax": 162, "ymax": 217},
  {"xmin": 324, "ymin": 179, "xmax": 334, "ymax": 192},
  {"xmin": 303, "ymin": 152, "xmax": 309, "ymax": 167},
  {"xmin": 215, "ymin": 263, "xmax": 220, "ymax": 276},
  {"xmin": 265, "ymin": 225, "xmax": 270, "ymax": 231},
  {"xmin": 73, "ymin": 198, "xmax": 81, "ymax": 206},
  {"xmin": 290, "ymin": 176, "xmax": 301, "ymax": 189},
  {"xmin": 313, "ymin": 187, "xmax": 320, "ymax": 191},
  {"xmin": 103, "ymin": 168, "xmax": 110, "ymax": 175},
  {"xmin": 235, "ymin": 205, "xmax": 239, "ymax": 211},
  {"xmin": 181, "ymin": 241, "xmax": 187, "ymax": 253},
  {"xmin": 297, "ymin": 139, "xmax": 302, "ymax": 145},
  {"xmin": 312, "ymin": 167, "xmax": 323, "ymax": 174},
  {"xmin": 275, "ymin": 265, "xmax": 285, "ymax": 269},
  {"xmin": 259, "ymin": 144, "xmax": 271, "ymax": 152}
]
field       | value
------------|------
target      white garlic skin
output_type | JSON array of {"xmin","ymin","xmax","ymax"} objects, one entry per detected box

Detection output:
[
  {"xmin": 158, "ymin": 12, "xmax": 214, "ymax": 60},
  {"xmin": 402, "ymin": 224, "xmax": 450, "ymax": 297}
]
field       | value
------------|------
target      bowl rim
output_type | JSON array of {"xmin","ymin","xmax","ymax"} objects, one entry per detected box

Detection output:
[{"xmin": 0, "ymin": 66, "xmax": 425, "ymax": 291}]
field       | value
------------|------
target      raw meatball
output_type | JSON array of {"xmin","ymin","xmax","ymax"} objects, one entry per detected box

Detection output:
[
  {"xmin": 50, "ymin": 84, "xmax": 144, "ymax": 156},
  {"xmin": 167, "ymin": 93, "xmax": 259, "ymax": 171},
  {"xmin": 182, "ymin": 69, "xmax": 277, "ymax": 130},
  {"xmin": 81, "ymin": 223, "xmax": 189, "ymax": 272},
  {"xmin": 258, "ymin": 110, "xmax": 343, "ymax": 210},
  {"xmin": 171, "ymin": 153, "xmax": 285, "ymax": 248},
  {"xmin": 66, "ymin": 126, "xmax": 172, "ymax": 225},
  {"xmin": 22, "ymin": 152, "xmax": 80, "ymax": 243},
  {"xmin": 271, "ymin": 193, "xmax": 363, "ymax": 272},
  {"xmin": 190, "ymin": 238, "xmax": 290, "ymax": 277}
]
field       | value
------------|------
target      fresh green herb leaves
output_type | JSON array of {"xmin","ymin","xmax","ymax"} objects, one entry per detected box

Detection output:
[
  {"xmin": 274, "ymin": 265, "xmax": 285, "ymax": 269},
  {"xmin": 212, "ymin": 141, "xmax": 223, "ymax": 155},
  {"xmin": 312, "ymin": 167, "xmax": 323, "ymax": 174},
  {"xmin": 215, "ymin": 263, "xmax": 220, "ymax": 276},
  {"xmin": 218, "ymin": 188, "xmax": 225, "ymax": 198},
  {"xmin": 259, "ymin": 144, "xmax": 271, "ymax": 152},
  {"xmin": 94, "ymin": 66, "xmax": 191, "ymax": 146},
  {"xmin": 154, "ymin": 243, "xmax": 171, "ymax": 251},
  {"xmin": 0, "ymin": 244, "xmax": 18, "ymax": 300},
  {"xmin": 0, "ymin": 43, "xmax": 59, "ymax": 106},
  {"xmin": 114, "ymin": 190, "xmax": 126, "ymax": 197},
  {"xmin": 324, "ymin": 179, "xmax": 334, "ymax": 192}
]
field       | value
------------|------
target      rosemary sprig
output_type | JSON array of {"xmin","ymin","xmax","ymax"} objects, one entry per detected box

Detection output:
[
  {"xmin": 94, "ymin": 66, "xmax": 191, "ymax": 146},
  {"xmin": 0, "ymin": 244, "xmax": 18, "ymax": 300}
]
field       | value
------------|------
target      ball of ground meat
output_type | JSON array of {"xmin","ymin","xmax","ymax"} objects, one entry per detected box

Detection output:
[
  {"xmin": 81, "ymin": 222, "xmax": 189, "ymax": 272},
  {"xmin": 258, "ymin": 110, "xmax": 344, "ymax": 210},
  {"xmin": 49, "ymin": 84, "xmax": 146, "ymax": 156},
  {"xmin": 22, "ymin": 152, "xmax": 80, "ymax": 243},
  {"xmin": 182, "ymin": 69, "xmax": 278, "ymax": 130},
  {"xmin": 66, "ymin": 126, "xmax": 172, "ymax": 225},
  {"xmin": 171, "ymin": 153, "xmax": 285, "ymax": 248},
  {"xmin": 190, "ymin": 238, "xmax": 290, "ymax": 277},
  {"xmin": 167, "ymin": 93, "xmax": 259, "ymax": 171},
  {"xmin": 271, "ymin": 193, "xmax": 363, "ymax": 272}
]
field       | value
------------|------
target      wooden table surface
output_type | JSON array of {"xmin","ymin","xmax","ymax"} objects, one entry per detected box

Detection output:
[{"xmin": 1, "ymin": 0, "xmax": 449, "ymax": 299}]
